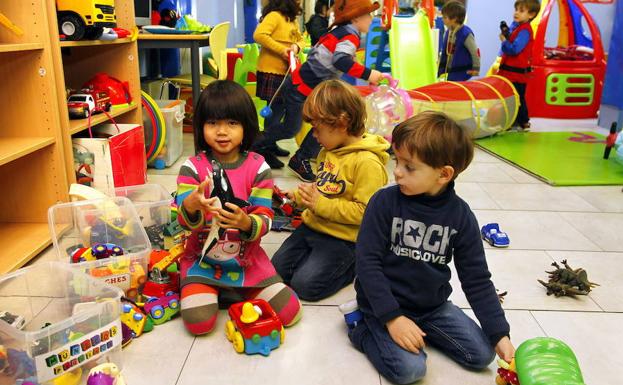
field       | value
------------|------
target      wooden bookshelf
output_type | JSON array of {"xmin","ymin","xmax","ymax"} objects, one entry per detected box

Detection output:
[
  {"xmin": 0, "ymin": 43, "xmax": 44, "ymax": 53},
  {"xmin": 60, "ymin": 36, "xmax": 133, "ymax": 48},
  {"xmin": 69, "ymin": 103, "xmax": 138, "ymax": 135},
  {"xmin": 0, "ymin": 1, "xmax": 69, "ymax": 273}
]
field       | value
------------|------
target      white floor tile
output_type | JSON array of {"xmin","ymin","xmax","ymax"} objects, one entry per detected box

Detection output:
[
  {"xmin": 566, "ymin": 186, "xmax": 623, "ymax": 213},
  {"xmin": 456, "ymin": 163, "xmax": 516, "ymax": 183},
  {"xmin": 122, "ymin": 318, "xmax": 195, "ymax": 385},
  {"xmin": 479, "ymin": 183, "xmax": 599, "ymax": 212},
  {"xmin": 449, "ymin": 249, "xmax": 602, "ymax": 312},
  {"xmin": 472, "ymin": 148, "xmax": 502, "ymax": 164},
  {"xmin": 531, "ymin": 311, "xmax": 623, "ymax": 385},
  {"xmin": 453, "ymin": 182, "xmax": 500, "ymax": 210},
  {"xmin": 559, "ymin": 212, "xmax": 623, "ymax": 252},
  {"xmin": 176, "ymin": 307, "xmax": 381, "ymax": 385},
  {"xmin": 301, "ymin": 284, "xmax": 356, "ymax": 306},
  {"xmin": 493, "ymin": 162, "xmax": 543, "ymax": 184},
  {"xmin": 473, "ymin": 210, "xmax": 600, "ymax": 251},
  {"xmin": 546, "ymin": 251, "xmax": 623, "ymax": 312}
]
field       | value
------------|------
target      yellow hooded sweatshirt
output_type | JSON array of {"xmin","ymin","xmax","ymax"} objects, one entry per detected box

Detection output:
[{"xmin": 294, "ymin": 133, "xmax": 390, "ymax": 242}]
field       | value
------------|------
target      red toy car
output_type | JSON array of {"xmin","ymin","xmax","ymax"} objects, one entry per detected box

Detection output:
[
  {"xmin": 225, "ymin": 299, "xmax": 284, "ymax": 356},
  {"xmin": 67, "ymin": 89, "xmax": 112, "ymax": 119}
]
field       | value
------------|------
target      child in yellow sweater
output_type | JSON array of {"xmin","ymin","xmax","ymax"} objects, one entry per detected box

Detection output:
[
  {"xmin": 253, "ymin": 0, "xmax": 305, "ymax": 169},
  {"xmin": 272, "ymin": 79, "xmax": 390, "ymax": 301}
]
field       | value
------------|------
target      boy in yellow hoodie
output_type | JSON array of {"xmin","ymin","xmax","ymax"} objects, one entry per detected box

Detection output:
[{"xmin": 272, "ymin": 79, "xmax": 389, "ymax": 301}]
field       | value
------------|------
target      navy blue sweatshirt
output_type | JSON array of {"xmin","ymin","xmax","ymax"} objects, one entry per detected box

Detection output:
[{"xmin": 355, "ymin": 182, "xmax": 510, "ymax": 345}]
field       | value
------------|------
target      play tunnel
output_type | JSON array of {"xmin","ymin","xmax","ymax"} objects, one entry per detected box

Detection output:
[{"xmin": 359, "ymin": 76, "xmax": 520, "ymax": 139}]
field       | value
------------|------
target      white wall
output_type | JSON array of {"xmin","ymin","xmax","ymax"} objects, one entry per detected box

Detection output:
[{"xmin": 195, "ymin": 0, "xmax": 246, "ymax": 47}]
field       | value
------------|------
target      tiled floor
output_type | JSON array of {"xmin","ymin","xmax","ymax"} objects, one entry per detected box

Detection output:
[{"xmin": 30, "ymin": 117, "xmax": 623, "ymax": 384}]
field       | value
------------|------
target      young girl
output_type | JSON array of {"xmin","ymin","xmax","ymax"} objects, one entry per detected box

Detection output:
[
  {"xmin": 176, "ymin": 80, "xmax": 302, "ymax": 335},
  {"xmin": 252, "ymin": 0, "xmax": 304, "ymax": 169}
]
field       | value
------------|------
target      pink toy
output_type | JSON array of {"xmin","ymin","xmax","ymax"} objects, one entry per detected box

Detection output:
[{"xmin": 365, "ymin": 74, "xmax": 414, "ymax": 139}]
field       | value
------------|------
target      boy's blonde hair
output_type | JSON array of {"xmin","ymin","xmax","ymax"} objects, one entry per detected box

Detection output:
[
  {"xmin": 302, "ymin": 79, "xmax": 366, "ymax": 136},
  {"xmin": 515, "ymin": 0, "xmax": 541, "ymax": 18},
  {"xmin": 392, "ymin": 111, "xmax": 473, "ymax": 180}
]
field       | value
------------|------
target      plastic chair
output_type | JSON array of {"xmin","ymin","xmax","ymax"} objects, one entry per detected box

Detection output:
[{"xmin": 168, "ymin": 21, "xmax": 231, "ymax": 87}]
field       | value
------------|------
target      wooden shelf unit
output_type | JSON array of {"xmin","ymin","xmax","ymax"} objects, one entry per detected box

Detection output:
[
  {"xmin": 0, "ymin": 1, "xmax": 143, "ymax": 273},
  {"xmin": 47, "ymin": 0, "xmax": 143, "ymax": 185},
  {"xmin": 0, "ymin": 1, "xmax": 69, "ymax": 273}
]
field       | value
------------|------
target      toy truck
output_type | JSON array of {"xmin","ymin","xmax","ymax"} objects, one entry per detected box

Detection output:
[
  {"xmin": 67, "ymin": 90, "xmax": 112, "ymax": 119},
  {"xmin": 56, "ymin": 0, "xmax": 117, "ymax": 41},
  {"xmin": 225, "ymin": 299, "xmax": 284, "ymax": 356}
]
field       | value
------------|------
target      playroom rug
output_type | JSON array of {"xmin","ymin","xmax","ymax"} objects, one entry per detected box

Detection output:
[{"xmin": 475, "ymin": 131, "xmax": 623, "ymax": 186}]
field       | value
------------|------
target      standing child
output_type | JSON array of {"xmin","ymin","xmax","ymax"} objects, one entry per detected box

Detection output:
[
  {"xmin": 497, "ymin": 0, "xmax": 540, "ymax": 131},
  {"xmin": 305, "ymin": 0, "xmax": 331, "ymax": 46},
  {"xmin": 345, "ymin": 111, "xmax": 514, "ymax": 384},
  {"xmin": 176, "ymin": 80, "xmax": 302, "ymax": 335},
  {"xmin": 252, "ymin": 0, "xmax": 384, "ymax": 182},
  {"xmin": 272, "ymin": 79, "xmax": 389, "ymax": 301},
  {"xmin": 438, "ymin": 0, "xmax": 480, "ymax": 81},
  {"xmin": 253, "ymin": 0, "xmax": 305, "ymax": 169}
]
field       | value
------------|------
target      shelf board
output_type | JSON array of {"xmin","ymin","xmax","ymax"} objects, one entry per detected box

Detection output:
[
  {"xmin": 59, "ymin": 37, "xmax": 133, "ymax": 48},
  {"xmin": 0, "ymin": 43, "xmax": 44, "ymax": 53},
  {"xmin": 0, "ymin": 223, "xmax": 52, "ymax": 274},
  {"xmin": 69, "ymin": 103, "xmax": 138, "ymax": 135},
  {"xmin": 0, "ymin": 137, "xmax": 55, "ymax": 167}
]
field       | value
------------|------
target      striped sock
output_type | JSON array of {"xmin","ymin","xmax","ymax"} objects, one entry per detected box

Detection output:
[
  {"xmin": 251, "ymin": 283, "xmax": 302, "ymax": 327},
  {"xmin": 180, "ymin": 283, "xmax": 219, "ymax": 335}
]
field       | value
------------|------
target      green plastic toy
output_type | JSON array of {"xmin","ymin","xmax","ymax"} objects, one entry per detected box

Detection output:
[{"xmin": 515, "ymin": 337, "xmax": 585, "ymax": 385}]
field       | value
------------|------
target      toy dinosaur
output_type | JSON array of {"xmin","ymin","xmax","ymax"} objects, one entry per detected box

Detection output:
[{"xmin": 538, "ymin": 260, "xmax": 599, "ymax": 297}]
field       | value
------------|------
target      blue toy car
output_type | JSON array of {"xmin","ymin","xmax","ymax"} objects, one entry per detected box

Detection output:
[{"xmin": 481, "ymin": 223, "xmax": 510, "ymax": 247}]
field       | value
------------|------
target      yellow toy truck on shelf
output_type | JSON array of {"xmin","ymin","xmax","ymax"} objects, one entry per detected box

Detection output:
[{"xmin": 56, "ymin": 0, "xmax": 116, "ymax": 41}]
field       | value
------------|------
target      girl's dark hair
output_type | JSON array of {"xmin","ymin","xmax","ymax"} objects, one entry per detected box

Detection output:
[
  {"xmin": 193, "ymin": 80, "xmax": 259, "ymax": 154},
  {"xmin": 315, "ymin": 0, "xmax": 329, "ymax": 14},
  {"xmin": 261, "ymin": 0, "xmax": 302, "ymax": 22}
]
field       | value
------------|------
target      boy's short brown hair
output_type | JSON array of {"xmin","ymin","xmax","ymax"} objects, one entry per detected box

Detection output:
[
  {"xmin": 441, "ymin": 1, "xmax": 466, "ymax": 25},
  {"xmin": 515, "ymin": 0, "xmax": 541, "ymax": 18},
  {"xmin": 302, "ymin": 79, "xmax": 366, "ymax": 136},
  {"xmin": 392, "ymin": 111, "xmax": 473, "ymax": 179}
]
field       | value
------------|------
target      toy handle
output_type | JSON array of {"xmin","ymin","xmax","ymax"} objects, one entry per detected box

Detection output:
[
  {"xmin": 87, "ymin": 110, "xmax": 121, "ymax": 138},
  {"xmin": 371, "ymin": 73, "xmax": 399, "ymax": 92}
]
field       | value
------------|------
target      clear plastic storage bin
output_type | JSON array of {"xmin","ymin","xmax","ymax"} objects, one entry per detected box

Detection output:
[
  {"xmin": 151, "ymin": 99, "xmax": 185, "ymax": 169},
  {"xmin": 113, "ymin": 184, "xmax": 172, "ymax": 250},
  {"xmin": 0, "ymin": 262, "xmax": 123, "ymax": 385},
  {"xmin": 48, "ymin": 197, "xmax": 151, "ymax": 299}
]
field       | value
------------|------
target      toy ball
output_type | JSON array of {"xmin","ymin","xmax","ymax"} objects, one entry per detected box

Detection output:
[
  {"xmin": 485, "ymin": 103, "xmax": 506, "ymax": 127},
  {"xmin": 365, "ymin": 85, "xmax": 410, "ymax": 138},
  {"xmin": 260, "ymin": 106, "xmax": 273, "ymax": 118}
]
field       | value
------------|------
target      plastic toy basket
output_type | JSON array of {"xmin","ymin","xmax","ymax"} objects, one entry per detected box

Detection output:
[
  {"xmin": 113, "ymin": 184, "xmax": 172, "ymax": 250},
  {"xmin": 0, "ymin": 262, "xmax": 123, "ymax": 385},
  {"xmin": 47, "ymin": 197, "xmax": 151, "ymax": 300},
  {"xmin": 152, "ymin": 100, "xmax": 185, "ymax": 169}
]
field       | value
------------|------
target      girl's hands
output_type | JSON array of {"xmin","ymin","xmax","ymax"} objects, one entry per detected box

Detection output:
[
  {"xmin": 298, "ymin": 183, "xmax": 320, "ymax": 210},
  {"xmin": 183, "ymin": 178, "xmax": 219, "ymax": 214},
  {"xmin": 368, "ymin": 69, "xmax": 384, "ymax": 85},
  {"xmin": 215, "ymin": 202, "xmax": 252, "ymax": 233},
  {"xmin": 386, "ymin": 316, "xmax": 427, "ymax": 354},
  {"xmin": 282, "ymin": 43, "xmax": 299, "ymax": 60}
]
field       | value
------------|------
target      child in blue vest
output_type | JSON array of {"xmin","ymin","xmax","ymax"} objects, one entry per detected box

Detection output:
[
  {"xmin": 438, "ymin": 1, "xmax": 480, "ymax": 81},
  {"xmin": 497, "ymin": 0, "xmax": 540, "ymax": 131}
]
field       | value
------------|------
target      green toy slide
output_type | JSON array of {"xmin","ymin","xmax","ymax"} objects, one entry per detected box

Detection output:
[{"xmin": 389, "ymin": 10, "xmax": 436, "ymax": 90}]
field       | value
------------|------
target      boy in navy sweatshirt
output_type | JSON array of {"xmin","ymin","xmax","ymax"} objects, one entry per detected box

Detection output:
[{"xmin": 345, "ymin": 111, "xmax": 514, "ymax": 384}]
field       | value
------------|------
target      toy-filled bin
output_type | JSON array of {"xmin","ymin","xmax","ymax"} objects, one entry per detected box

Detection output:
[
  {"xmin": 48, "ymin": 197, "xmax": 151, "ymax": 300},
  {"xmin": 0, "ymin": 262, "xmax": 123, "ymax": 385},
  {"xmin": 151, "ymin": 100, "xmax": 185, "ymax": 169},
  {"xmin": 114, "ymin": 184, "xmax": 173, "ymax": 250}
]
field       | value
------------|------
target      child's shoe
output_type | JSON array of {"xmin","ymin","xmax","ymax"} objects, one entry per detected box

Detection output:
[
  {"xmin": 288, "ymin": 155, "xmax": 316, "ymax": 182},
  {"xmin": 339, "ymin": 299, "xmax": 363, "ymax": 330}
]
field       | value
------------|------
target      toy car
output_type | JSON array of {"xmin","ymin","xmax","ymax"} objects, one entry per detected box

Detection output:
[
  {"xmin": 67, "ymin": 90, "xmax": 111, "ymax": 119},
  {"xmin": 120, "ymin": 300, "xmax": 152, "ymax": 347},
  {"xmin": 0, "ymin": 311, "xmax": 26, "ymax": 329},
  {"xmin": 142, "ymin": 292, "xmax": 179, "ymax": 325},
  {"xmin": 481, "ymin": 223, "xmax": 510, "ymax": 247},
  {"xmin": 225, "ymin": 299, "xmax": 284, "ymax": 356}
]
